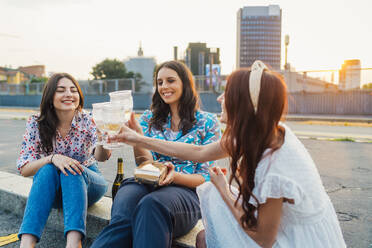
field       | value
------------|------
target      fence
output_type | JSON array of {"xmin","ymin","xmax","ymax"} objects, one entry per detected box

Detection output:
[
  {"xmin": 288, "ymin": 90, "xmax": 372, "ymax": 115},
  {"xmin": 1, "ymin": 70, "xmax": 371, "ymax": 115},
  {"xmin": 0, "ymin": 79, "xmax": 135, "ymax": 96}
]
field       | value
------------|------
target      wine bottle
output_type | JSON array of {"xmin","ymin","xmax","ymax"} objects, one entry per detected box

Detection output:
[{"xmin": 112, "ymin": 157, "xmax": 124, "ymax": 201}]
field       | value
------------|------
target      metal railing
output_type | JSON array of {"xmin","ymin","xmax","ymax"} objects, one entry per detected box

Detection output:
[
  {"xmin": 2, "ymin": 68, "xmax": 371, "ymax": 95},
  {"xmin": 0, "ymin": 78, "xmax": 135, "ymax": 96}
]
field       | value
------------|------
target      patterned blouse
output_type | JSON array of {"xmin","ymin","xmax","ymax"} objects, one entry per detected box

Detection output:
[
  {"xmin": 17, "ymin": 110, "xmax": 97, "ymax": 172},
  {"xmin": 139, "ymin": 110, "xmax": 221, "ymax": 182}
]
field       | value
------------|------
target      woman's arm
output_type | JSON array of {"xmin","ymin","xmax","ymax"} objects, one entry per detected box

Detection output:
[
  {"xmin": 159, "ymin": 162, "xmax": 205, "ymax": 188},
  {"xmin": 20, "ymin": 155, "xmax": 53, "ymax": 177},
  {"xmin": 20, "ymin": 154, "xmax": 83, "ymax": 177},
  {"xmin": 211, "ymin": 167, "xmax": 282, "ymax": 248},
  {"xmin": 93, "ymin": 144, "xmax": 111, "ymax": 162},
  {"xmin": 110, "ymin": 125, "xmax": 227, "ymax": 163},
  {"xmin": 128, "ymin": 112, "xmax": 153, "ymax": 165}
]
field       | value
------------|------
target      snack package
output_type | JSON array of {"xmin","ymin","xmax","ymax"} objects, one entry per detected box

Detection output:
[{"xmin": 134, "ymin": 161, "xmax": 168, "ymax": 186}]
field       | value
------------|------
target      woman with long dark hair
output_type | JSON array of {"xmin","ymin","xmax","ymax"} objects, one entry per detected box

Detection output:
[
  {"xmin": 91, "ymin": 61, "xmax": 221, "ymax": 248},
  {"xmin": 108, "ymin": 61, "xmax": 346, "ymax": 247},
  {"xmin": 17, "ymin": 73, "xmax": 111, "ymax": 248}
]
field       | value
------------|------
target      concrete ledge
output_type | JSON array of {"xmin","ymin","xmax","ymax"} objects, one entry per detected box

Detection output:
[{"xmin": 0, "ymin": 171, "xmax": 202, "ymax": 247}]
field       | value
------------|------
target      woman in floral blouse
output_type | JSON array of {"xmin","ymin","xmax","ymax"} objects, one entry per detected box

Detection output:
[
  {"xmin": 17, "ymin": 73, "xmax": 111, "ymax": 248},
  {"xmin": 91, "ymin": 61, "xmax": 221, "ymax": 248}
]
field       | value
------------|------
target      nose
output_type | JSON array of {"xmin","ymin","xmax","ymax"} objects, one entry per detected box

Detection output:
[
  {"xmin": 161, "ymin": 81, "xmax": 170, "ymax": 88},
  {"xmin": 64, "ymin": 89, "xmax": 73, "ymax": 97},
  {"xmin": 217, "ymin": 93, "xmax": 224, "ymax": 103}
]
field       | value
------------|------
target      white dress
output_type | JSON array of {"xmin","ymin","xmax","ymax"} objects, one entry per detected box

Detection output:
[{"xmin": 197, "ymin": 125, "xmax": 346, "ymax": 248}]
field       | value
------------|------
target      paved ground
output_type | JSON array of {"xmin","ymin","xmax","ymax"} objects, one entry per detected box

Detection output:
[{"xmin": 0, "ymin": 110, "xmax": 371, "ymax": 247}]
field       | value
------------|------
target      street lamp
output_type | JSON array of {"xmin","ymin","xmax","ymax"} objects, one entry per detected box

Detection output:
[{"xmin": 284, "ymin": 35, "xmax": 290, "ymax": 70}]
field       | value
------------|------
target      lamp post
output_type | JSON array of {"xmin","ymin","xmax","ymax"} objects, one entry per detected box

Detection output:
[{"xmin": 284, "ymin": 35, "xmax": 290, "ymax": 70}]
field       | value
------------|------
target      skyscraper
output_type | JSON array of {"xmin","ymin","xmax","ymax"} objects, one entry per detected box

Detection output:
[
  {"xmin": 339, "ymin": 59, "xmax": 361, "ymax": 90},
  {"xmin": 184, "ymin": 42, "xmax": 220, "ymax": 76},
  {"xmin": 237, "ymin": 5, "xmax": 282, "ymax": 70}
]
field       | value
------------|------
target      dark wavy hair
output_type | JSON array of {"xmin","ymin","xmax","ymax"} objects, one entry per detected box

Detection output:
[
  {"xmin": 149, "ymin": 60, "xmax": 199, "ymax": 135},
  {"xmin": 222, "ymin": 68, "xmax": 287, "ymax": 230},
  {"xmin": 37, "ymin": 73, "xmax": 84, "ymax": 153}
]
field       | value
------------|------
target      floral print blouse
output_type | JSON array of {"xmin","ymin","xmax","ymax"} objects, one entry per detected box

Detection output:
[
  {"xmin": 17, "ymin": 110, "xmax": 97, "ymax": 172},
  {"xmin": 139, "ymin": 110, "xmax": 221, "ymax": 182}
]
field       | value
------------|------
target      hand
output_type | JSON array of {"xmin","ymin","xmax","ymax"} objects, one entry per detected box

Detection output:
[
  {"xmin": 209, "ymin": 167, "xmax": 229, "ymax": 195},
  {"xmin": 108, "ymin": 123, "xmax": 141, "ymax": 146},
  {"xmin": 128, "ymin": 112, "xmax": 143, "ymax": 134},
  {"xmin": 159, "ymin": 162, "xmax": 176, "ymax": 186},
  {"xmin": 51, "ymin": 154, "xmax": 84, "ymax": 176},
  {"xmin": 96, "ymin": 128, "xmax": 103, "ymax": 142}
]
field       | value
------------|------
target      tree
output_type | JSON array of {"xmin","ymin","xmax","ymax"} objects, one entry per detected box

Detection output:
[
  {"xmin": 126, "ymin": 71, "xmax": 146, "ymax": 92},
  {"xmin": 29, "ymin": 76, "xmax": 48, "ymax": 84},
  {"xmin": 91, "ymin": 59, "xmax": 128, "ymax": 80},
  {"xmin": 91, "ymin": 58, "xmax": 145, "ymax": 92},
  {"xmin": 362, "ymin": 82, "xmax": 372, "ymax": 89}
]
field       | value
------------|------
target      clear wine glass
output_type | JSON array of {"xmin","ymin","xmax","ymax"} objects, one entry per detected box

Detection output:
[
  {"xmin": 92, "ymin": 102, "xmax": 110, "ymax": 145},
  {"xmin": 109, "ymin": 90, "xmax": 133, "ymax": 122},
  {"xmin": 101, "ymin": 103, "xmax": 126, "ymax": 150}
]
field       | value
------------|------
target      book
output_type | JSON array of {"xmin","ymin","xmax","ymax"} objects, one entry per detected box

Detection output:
[{"xmin": 134, "ymin": 161, "xmax": 168, "ymax": 186}]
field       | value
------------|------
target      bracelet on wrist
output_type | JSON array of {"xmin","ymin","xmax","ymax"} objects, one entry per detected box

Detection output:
[{"xmin": 51, "ymin": 154, "xmax": 55, "ymax": 164}]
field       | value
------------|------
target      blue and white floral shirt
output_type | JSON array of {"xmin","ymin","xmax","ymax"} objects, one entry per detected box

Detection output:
[
  {"xmin": 17, "ymin": 110, "xmax": 97, "ymax": 172},
  {"xmin": 139, "ymin": 110, "xmax": 221, "ymax": 182}
]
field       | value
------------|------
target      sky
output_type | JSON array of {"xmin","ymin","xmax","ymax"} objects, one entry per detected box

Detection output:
[{"xmin": 1, "ymin": 0, "xmax": 372, "ymax": 82}]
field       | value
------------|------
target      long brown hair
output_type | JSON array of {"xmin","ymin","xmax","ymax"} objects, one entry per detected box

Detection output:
[
  {"xmin": 149, "ymin": 60, "xmax": 199, "ymax": 135},
  {"xmin": 37, "ymin": 73, "xmax": 84, "ymax": 153},
  {"xmin": 222, "ymin": 68, "xmax": 287, "ymax": 229}
]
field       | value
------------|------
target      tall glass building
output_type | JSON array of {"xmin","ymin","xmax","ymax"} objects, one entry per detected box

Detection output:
[{"xmin": 236, "ymin": 5, "xmax": 282, "ymax": 70}]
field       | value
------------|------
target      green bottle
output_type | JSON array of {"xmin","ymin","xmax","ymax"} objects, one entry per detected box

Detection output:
[{"xmin": 112, "ymin": 158, "xmax": 124, "ymax": 201}]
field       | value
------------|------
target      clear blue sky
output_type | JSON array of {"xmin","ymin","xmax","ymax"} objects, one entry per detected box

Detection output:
[{"xmin": 1, "ymin": 0, "xmax": 371, "ymax": 83}]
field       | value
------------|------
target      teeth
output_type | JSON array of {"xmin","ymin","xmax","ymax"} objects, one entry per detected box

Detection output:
[{"xmin": 163, "ymin": 92, "xmax": 173, "ymax": 97}]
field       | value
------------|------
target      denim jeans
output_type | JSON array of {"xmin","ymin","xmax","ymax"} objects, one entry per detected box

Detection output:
[
  {"xmin": 91, "ymin": 177, "xmax": 201, "ymax": 248},
  {"xmin": 18, "ymin": 162, "xmax": 108, "ymax": 241}
]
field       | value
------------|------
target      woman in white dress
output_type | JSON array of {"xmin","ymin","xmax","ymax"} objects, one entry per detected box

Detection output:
[{"xmin": 109, "ymin": 61, "xmax": 346, "ymax": 248}]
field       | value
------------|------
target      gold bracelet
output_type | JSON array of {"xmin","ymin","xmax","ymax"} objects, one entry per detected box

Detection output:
[{"xmin": 51, "ymin": 154, "xmax": 55, "ymax": 164}]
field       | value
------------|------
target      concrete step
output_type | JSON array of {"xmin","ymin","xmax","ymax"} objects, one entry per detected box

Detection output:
[{"xmin": 0, "ymin": 171, "xmax": 202, "ymax": 248}]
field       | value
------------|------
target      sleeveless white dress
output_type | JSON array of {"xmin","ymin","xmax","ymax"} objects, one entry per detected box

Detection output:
[{"xmin": 197, "ymin": 125, "xmax": 346, "ymax": 248}]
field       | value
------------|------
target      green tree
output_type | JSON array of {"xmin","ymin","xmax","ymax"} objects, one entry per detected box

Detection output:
[
  {"xmin": 91, "ymin": 58, "xmax": 146, "ymax": 91},
  {"xmin": 30, "ymin": 76, "xmax": 48, "ymax": 84},
  {"xmin": 91, "ymin": 59, "xmax": 128, "ymax": 80},
  {"xmin": 362, "ymin": 82, "xmax": 372, "ymax": 89},
  {"xmin": 126, "ymin": 71, "xmax": 146, "ymax": 92}
]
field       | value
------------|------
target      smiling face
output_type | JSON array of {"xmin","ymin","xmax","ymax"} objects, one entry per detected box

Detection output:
[
  {"xmin": 217, "ymin": 92, "xmax": 227, "ymax": 124},
  {"xmin": 53, "ymin": 77, "xmax": 80, "ymax": 113},
  {"xmin": 156, "ymin": 67, "xmax": 183, "ymax": 107}
]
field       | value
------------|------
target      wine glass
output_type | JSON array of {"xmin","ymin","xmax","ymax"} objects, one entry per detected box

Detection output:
[
  {"xmin": 109, "ymin": 90, "xmax": 133, "ymax": 122},
  {"xmin": 101, "ymin": 103, "xmax": 126, "ymax": 150},
  {"xmin": 92, "ymin": 102, "xmax": 110, "ymax": 145}
]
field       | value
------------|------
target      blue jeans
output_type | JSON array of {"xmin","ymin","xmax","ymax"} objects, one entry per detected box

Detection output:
[
  {"xmin": 18, "ymin": 163, "xmax": 108, "ymax": 241},
  {"xmin": 91, "ymin": 177, "xmax": 201, "ymax": 248}
]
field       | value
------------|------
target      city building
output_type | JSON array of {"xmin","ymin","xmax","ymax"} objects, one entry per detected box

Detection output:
[
  {"xmin": 19, "ymin": 65, "xmax": 45, "ymax": 78},
  {"xmin": 282, "ymin": 70, "xmax": 338, "ymax": 93},
  {"xmin": 339, "ymin": 59, "xmax": 361, "ymax": 90},
  {"xmin": 123, "ymin": 44, "xmax": 157, "ymax": 93},
  {"xmin": 184, "ymin": 42, "xmax": 220, "ymax": 76},
  {"xmin": 236, "ymin": 5, "xmax": 282, "ymax": 70},
  {"xmin": 0, "ymin": 66, "xmax": 33, "ymax": 84},
  {"xmin": 0, "ymin": 67, "xmax": 7, "ymax": 82}
]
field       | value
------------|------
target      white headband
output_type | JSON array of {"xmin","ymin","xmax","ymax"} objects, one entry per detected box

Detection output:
[{"xmin": 249, "ymin": 60, "xmax": 267, "ymax": 113}]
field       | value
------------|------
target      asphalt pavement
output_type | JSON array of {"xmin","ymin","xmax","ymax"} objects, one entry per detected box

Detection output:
[{"xmin": 0, "ymin": 108, "xmax": 371, "ymax": 247}]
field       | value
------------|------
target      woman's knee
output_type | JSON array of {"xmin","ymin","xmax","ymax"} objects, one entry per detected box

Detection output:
[
  {"xmin": 34, "ymin": 163, "xmax": 58, "ymax": 180},
  {"xmin": 134, "ymin": 194, "xmax": 171, "ymax": 220}
]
